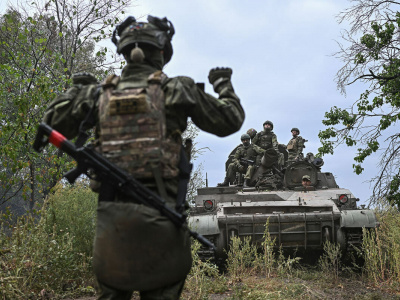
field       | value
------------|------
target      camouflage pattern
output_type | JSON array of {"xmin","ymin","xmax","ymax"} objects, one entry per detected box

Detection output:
[
  {"xmin": 98, "ymin": 71, "xmax": 180, "ymax": 179},
  {"xmin": 286, "ymin": 135, "xmax": 305, "ymax": 162},
  {"xmin": 246, "ymin": 128, "xmax": 257, "ymax": 141},
  {"xmin": 252, "ymin": 130, "xmax": 279, "ymax": 152},
  {"xmin": 42, "ymin": 60, "xmax": 244, "ymax": 295},
  {"xmin": 114, "ymin": 16, "xmax": 174, "ymax": 64},
  {"xmin": 225, "ymin": 144, "xmax": 264, "ymax": 182}
]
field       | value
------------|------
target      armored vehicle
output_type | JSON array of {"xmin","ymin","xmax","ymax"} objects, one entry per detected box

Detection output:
[{"xmin": 189, "ymin": 152, "xmax": 379, "ymax": 264}]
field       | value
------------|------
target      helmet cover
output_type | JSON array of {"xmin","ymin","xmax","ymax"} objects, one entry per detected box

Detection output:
[
  {"xmin": 246, "ymin": 128, "xmax": 257, "ymax": 139},
  {"xmin": 112, "ymin": 15, "xmax": 175, "ymax": 63}
]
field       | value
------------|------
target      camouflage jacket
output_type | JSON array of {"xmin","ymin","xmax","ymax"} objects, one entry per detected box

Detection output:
[
  {"xmin": 287, "ymin": 135, "xmax": 305, "ymax": 157},
  {"xmin": 233, "ymin": 144, "xmax": 265, "ymax": 167},
  {"xmin": 42, "ymin": 63, "xmax": 245, "ymax": 201},
  {"xmin": 252, "ymin": 130, "xmax": 279, "ymax": 152},
  {"xmin": 43, "ymin": 63, "xmax": 244, "ymax": 140}
]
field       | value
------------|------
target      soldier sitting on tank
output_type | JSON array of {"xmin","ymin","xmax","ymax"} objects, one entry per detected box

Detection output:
[
  {"xmin": 246, "ymin": 128, "xmax": 257, "ymax": 143},
  {"xmin": 252, "ymin": 120, "xmax": 281, "ymax": 175},
  {"xmin": 218, "ymin": 134, "xmax": 264, "ymax": 187},
  {"xmin": 286, "ymin": 127, "xmax": 306, "ymax": 166}
]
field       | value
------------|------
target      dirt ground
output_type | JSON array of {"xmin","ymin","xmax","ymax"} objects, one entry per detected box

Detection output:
[{"xmin": 66, "ymin": 276, "xmax": 400, "ymax": 300}]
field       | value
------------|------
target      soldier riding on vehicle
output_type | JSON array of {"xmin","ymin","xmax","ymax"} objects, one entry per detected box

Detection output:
[
  {"xmin": 218, "ymin": 134, "xmax": 264, "ymax": 188},
  {"xmin": 252, "ymin": 120, "xmax": 280, "ymax": 175},
  {"xmin": 286, "ymin": 127, "xmax": 306, "ymax": 165}
]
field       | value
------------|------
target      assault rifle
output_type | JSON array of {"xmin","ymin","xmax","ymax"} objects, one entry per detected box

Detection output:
[
  {"xmin": 33, "ymin": 123, "xmax": 215, "ymax": 251},
  {"xmin": 239, "ymin": 158, "xmax": 255, "ymax": 168}
]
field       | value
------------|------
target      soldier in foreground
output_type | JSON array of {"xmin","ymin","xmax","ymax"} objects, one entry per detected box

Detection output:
[
  {"xmin": 41, "ymin": 15, "xmax": 244, "ymax": 300},
  {"xmin": 218, "ymin": 134, "xmax": 264, "ymax": 187},
  {"xmin": 286, "ymin": 127, "xmax": 305, "ymax": 165}
]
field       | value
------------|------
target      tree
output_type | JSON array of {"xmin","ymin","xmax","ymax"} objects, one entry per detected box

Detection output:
[
  {"xmin": 318, "ymin": 0, "xmax": 400, "ymax": 207},
  {"xmin": 0, "ymin": 0, "xmax": 131, "ymax": 211},
  {"xmin": 182, "ymin": 120, "xmax": 206, "ymax": 206}
]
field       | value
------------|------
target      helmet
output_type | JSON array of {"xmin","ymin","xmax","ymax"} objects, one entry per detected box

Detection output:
[
  {"xmin": 291, "ymin": 127, "xmax": 300, "ymax": 134},
  {"xmin": 263, "ymin": 120, "xmax": 273, "ymax": 129},
  {"xmin": 112, "ymin": 15, "xmax": 175, "ymax": 64},
  {"xmin": 246, "ymin": 128, "xmax": 257, "ymax": 139},
  {"xmin": 302, "ymin": 175, "xmax": 311, "ymax": 181},
  {"xmin": 241, "ymin": 134, "xmax": 251, "ymax": 140}
]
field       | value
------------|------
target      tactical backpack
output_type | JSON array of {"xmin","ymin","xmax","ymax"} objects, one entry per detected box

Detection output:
[{"xmin": 98, "ymin": 70, "xmax": 181, "ymax": 180}]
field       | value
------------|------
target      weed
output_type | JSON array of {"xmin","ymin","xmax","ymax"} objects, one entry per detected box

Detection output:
[
  {"xmin": 318, "ymin": 241, "xmax": 342, "ymax": 282},
  {"xmin": 183, "ymin": 240, "xmax": 227, "ymax": 299},
  {"xmin": 0, "ymin": 183, "xmax": 97, "ymax": 299}
]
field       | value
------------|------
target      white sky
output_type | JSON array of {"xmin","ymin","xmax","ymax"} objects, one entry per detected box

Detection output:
[{"xmin": 0, "ymin": 0, "xmax": 378, "ymax": 205}]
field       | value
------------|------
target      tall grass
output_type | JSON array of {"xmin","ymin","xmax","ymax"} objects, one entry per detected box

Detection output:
[
  {"xmin": 0, "ymin": 182, "xmax": 97, "ymax": 299},
  {"xmin": 362, "ymin": 209, "xmax": 400, "ymax": 289},
  {"xmin": 318, "ymin": 241, "xmax": 342, "ymax": 282},
  {"xmin": 183, "ymin": 240, "xmax": 227, "ymax": 299}
]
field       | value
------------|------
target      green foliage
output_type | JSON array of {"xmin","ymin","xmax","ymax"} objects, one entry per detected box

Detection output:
[
  {"xmin": 0, "ymin": 183, "xmax": 97, "ymax": 299},
  {"xmin": 0, "ymin": 10, "xmax": 73, "ymax": 208},
  {"xmin": 318, "ymin": 241, "xmax": 342, "ymax": 282},
  {"xmin": 0, "ymin": 0, "xmax": 131, "ymax": 210},
  {"xmin": 227, "ymin": 236, "xmax": 258, "ymax": 280},
  {"xmin": 321, "ymin": 3, "xmax": 400, "ymax": 207},
  {"xmin": 362, "ymin": 210, "xmax": 400, "ymax": 288},
  {"xmin": 183, "ymin": 240, "xmax": 227, "ymax": 299},
  {"xmin": 253, "ymin": 219, "xmax": 277, "ymax": 278}
]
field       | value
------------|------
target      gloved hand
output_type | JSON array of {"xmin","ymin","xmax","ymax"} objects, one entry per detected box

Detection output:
[{"xmin": 208, "ymin": 67, "xmax": 232, "ymax": 85}]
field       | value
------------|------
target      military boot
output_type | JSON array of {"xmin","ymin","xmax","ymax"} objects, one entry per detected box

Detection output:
[
  {"xmin": 217, "ymin": 177, "xmax": 230, "ymax": 187},
  {"xmin": 243, "ymin": 179, "xmax": 250, "ymax": 188},
  {"xmin": 243, "ymin": 179, "xmax": 249, "ymax": 188}
]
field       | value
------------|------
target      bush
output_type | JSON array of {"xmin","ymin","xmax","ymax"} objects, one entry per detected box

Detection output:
[
  {"xmin": 362, "ymin": 209, "xmax": 400, "ymax": 289},
  {"xmin": 183, "ymin": 240, "xmax": 227, "ymax": 299},
  {"xmin": 0, "ymin": 182, "xmax": 97, "ymax": 299}
]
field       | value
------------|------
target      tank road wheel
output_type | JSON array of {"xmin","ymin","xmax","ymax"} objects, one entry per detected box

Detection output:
[
  {"xmin": 336, "ymin": 227, "xmax": 347, "ymax": 257},
  {"xmin": 213, "ymin": 231, "xmax": 228, "ymax": 272},
  {"xmin": 322, "ymin": 226, "xmax": 332, "ymax": 243}
]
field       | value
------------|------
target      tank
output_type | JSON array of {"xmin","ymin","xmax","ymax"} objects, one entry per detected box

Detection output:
[{"xmin": 188, "ymin": 151, "xmax": 379, "ymax": 264}]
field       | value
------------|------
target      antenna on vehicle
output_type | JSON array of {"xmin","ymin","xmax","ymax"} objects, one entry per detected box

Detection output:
[{"xmin": 206, "ymin": 172, "xmax": 208, "ymax": 187}]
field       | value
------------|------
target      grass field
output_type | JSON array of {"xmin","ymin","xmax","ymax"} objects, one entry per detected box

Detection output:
[{"xmin": 1, "ymin": 185, "xmax": 399, "ymax": 299}]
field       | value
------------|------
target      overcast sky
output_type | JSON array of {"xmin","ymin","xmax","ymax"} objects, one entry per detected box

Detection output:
[
  {"xmin": 0, "ymin": 0, "xmax": 378, "ymax": 205},
  {"xmin": 126, "ymin": 0, "xmax": 376, "ymax": 204}
]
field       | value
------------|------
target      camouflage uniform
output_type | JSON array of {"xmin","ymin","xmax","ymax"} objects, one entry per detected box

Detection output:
[
  {"xmin": 252, "ymin": 128, "xmax": 280, "ymax": 173},
  {"xmin": 225, "ymin": 144, "xmax": 264, "ymax": 184},
  {"xmin": 286, "ymin": 135, "xmax": 305, "ymax": 164},
  {"xmin": 252, "ymin": 130, "xmax": 279, "ymax": 153},
  {"xmin": 43, "ymin": 16, "xmax": 244, "ymax": 300}
]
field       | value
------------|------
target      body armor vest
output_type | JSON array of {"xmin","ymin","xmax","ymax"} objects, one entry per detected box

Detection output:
[
  {"xmin": 287, "ymin": 137, "xmax": 297, "ymax": 151},
  {"xmin": 98, "ymin": 71, "xmax": 180, "ymax": 179},
  {"xmin": 257, "ymin": 132, "xmax": 273, "ymax": 149},
  {"xmin": 243, "ymin": 146, "xmax": 257, "ymax": 161}
]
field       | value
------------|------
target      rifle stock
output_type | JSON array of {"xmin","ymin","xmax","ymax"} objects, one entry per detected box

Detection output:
[{"xmin": 33, "ymin": 123, "xmax": 215, "ymax": 251}]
